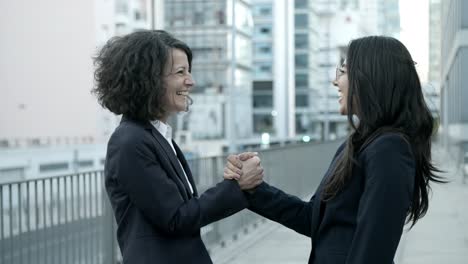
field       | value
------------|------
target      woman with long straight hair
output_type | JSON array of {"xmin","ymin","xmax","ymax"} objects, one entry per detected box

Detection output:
[{"xmin": 225, "ymin": 35, "xmax": 444, "ymax": 264}]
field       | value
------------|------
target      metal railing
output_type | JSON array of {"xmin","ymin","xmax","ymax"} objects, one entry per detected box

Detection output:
[{"xmin": 0, "ymin": 140, "xmax": 342, "ymax": 264}]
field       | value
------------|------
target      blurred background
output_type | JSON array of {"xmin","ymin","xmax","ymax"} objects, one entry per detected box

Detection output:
[{"xmin": 0, "ymin": 0, "xmax": 467, "ymax": 263}]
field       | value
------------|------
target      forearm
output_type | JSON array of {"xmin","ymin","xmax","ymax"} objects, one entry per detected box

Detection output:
[
  {"xmin": 160, "ymin": 180, "xmax": 247, "ymax": 235},
  {"xmin": 198, "ymin": 180, "xmax": 249, "ymax": 226},
  {"xmin": 246, "ymin": 182, "xmax": 313, "ymax": 237}
]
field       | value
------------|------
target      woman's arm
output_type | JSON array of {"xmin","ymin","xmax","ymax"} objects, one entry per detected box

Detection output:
[
  {"xmin": 246, "ymin": 182, "xmax": 314, "ymax": 237},
  {"xmin": 346, "ymin": 135, "xmax": 415, "ymax": 264},
  {"xmin": 107, "ymin": 132, "xmax": 249, "ymax": 236}
]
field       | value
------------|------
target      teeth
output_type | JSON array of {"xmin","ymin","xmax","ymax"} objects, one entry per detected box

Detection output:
[{"xmin": 176, "ymin": 91, "xmax": 189, "ymax": 96}]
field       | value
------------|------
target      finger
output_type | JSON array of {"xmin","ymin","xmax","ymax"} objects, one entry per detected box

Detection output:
[
  {"xmin": 227, "ymin": 162, "xmax": 243, "ymax": 176},
  {"xmin": 224, "ymin": 170, "xmax": 240, "ymax": 180},
  {"xmin": 224, "ymin": 167, "xmax": 240, "ymax": 177},
  {"xmin": 238, "ymin": 152, "xmax": 259, "ymax": 161},
  {"xmin": 227, "ymin": 155, "xmax": 243, "ymax": 169},
  {"xmin": 225, "ymin": 174, "xmax": 240, "ymax": 180},
  {"xmin": 224, "ymin": 167, "xmax": 241, "ymax": 180}
]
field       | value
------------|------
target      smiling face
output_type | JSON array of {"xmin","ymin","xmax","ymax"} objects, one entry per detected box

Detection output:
[
  {"xmin": 333, "ymin": 61, "xmax": 349, "ymax": 115},
  {"xmin": 161, "ymin": 48, "xmax": 195, "ymax": 121}
]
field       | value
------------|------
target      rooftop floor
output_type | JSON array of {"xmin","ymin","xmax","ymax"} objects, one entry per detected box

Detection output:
[{"xmin": 212, "ymin": 144, "xmax": 468, "ymax": 264}]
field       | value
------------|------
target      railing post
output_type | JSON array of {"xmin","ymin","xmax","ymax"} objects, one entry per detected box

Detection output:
[{"xmin": 101, "ymin": 181, "xmax": 116, "ymax": 264}]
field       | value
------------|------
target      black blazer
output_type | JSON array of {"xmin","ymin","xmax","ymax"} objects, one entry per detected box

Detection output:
[
  {"xmin": 246, "ymin": 134, "xmax": 415, "ymax": 264},
  {"xmin": 104, "ymin": 116, "xmax": 248, "ymax": 264}
]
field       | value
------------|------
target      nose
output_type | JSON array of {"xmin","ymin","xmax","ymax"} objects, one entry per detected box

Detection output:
[
  {"xmin": 185, "ymin": 73, "xmax": 195, "ymax": 88},
  {"xmin": 332, "ymin": 79, "xmax": 338, "ymax": 87}
]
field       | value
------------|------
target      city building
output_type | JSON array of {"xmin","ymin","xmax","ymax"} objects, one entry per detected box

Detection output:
[
  {"xmin": 426, "ymin": 0, "xmax": 441, "ymax": 117},
  {"xmin": 97, "ymin": 0, "xmax": 166, "ymax": 143},
  {"xmin": 0, "ymin": 0, "xmax": 164, "ymax": 181},
  {"xmin": 164, "ymin": 0, "xmax": 254, "ymax": 154},
  {"xmin": 429, "ymin": 0, "xmax": 441, "ymax": 85},
  {"xmin": 293, "ymin": 0, "xmax": 322, "ymax": 140},
  {"xmin": 251, "ymin": 0, "xmax": 295, "ymax": 143},
  {"xmin": 440, "ymin": 0, "xmax": 468, "ymax": 156},
  {"xmin": 376, "ymin": 0, "xmax": 400, "ymax": 39},
  {"xmin": 314, "ymin": 0, "xmax": 399, "ymax": 140}
]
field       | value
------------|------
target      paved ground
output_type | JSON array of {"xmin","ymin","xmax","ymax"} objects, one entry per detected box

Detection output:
[{"xmin": 212, "ymin": 145, "xmax": 468, "ymax": 264}]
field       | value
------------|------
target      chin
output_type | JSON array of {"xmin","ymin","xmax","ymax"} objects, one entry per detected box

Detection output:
[
  {"xmin": 339, "ymin": 106, "xmax": 347, "ymax": 115},
  {"xmin": 177, "ymin": 105, "xmax": 187, "ymax": 112}
]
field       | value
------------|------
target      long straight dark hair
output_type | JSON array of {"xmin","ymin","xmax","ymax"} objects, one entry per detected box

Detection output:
[{"xmin": 322, "ymin": 36, "xmax": 444, "ymax": 226}]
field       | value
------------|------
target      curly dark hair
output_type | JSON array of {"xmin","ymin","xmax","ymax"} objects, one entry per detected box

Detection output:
[{"xmin": 92, "ymin": 30, "xmax": 192, "ymax": 121}]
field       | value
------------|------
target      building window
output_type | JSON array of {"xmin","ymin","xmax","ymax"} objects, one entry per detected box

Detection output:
[
  {"xmin": 295, "ymin": 54, "xmax": 308, "ymax": 68},
  {"xmin": 295, "ymin": 0, "xmax": 308, "ymax": 9},
  {"xmin": 253, "ymin": 95, "xmax": 273, "ymax": 108},
  {"xmin": 260, "ymin": 65, "xmax": 271, "ymax": 72},
  {"xmin": 295, "ymin": 94, "xmax": 309, "ymax": 107},
  {"xmin": 255, "ymin": 63, "xmax": 272, "ymax": 76},
  {"xmin": 78, "ymin": 160, "xmax": 94, "ymax": 168},
  {"xmin": 295, "ymin": 113, "xmax": 310, "ymax": 133},
  {"xmin": 254, "ymin": 4, "xmax": 272, "ymax": 16},
  {"xmin": 193, "ymin": 11, "xmax": 205, "ymax": 25},
  {"xmin": 253, "ymin": 81, "xmax": 273, "ymax": 92},
  {"xmin": 254, "ymin": 114, "xmax": 274, "ymax": 133},
  {"xmin": 39, "ymin": 162, "xmax": 69, "ymax": 172},
  {"xmin": 255, "ymin": 43, "xmax": 272, "ymax": 55},
  {"xmin": 295, "ymin": 34, "xmax": 308, "ymax": 49},
  {"xmin": 135, "ymin": 10, "xmax": 142, "ymax": 20},
  {"xmin": 256, "ymin": 25, "xmax": 272, "ymax": 37},
  {"xmin": 295, "ymin": 74, "xmax": 308, "ymax": 89},
  {"xmin": 295, "ymin": 14, "xmax": 308, "ymax": 29}
]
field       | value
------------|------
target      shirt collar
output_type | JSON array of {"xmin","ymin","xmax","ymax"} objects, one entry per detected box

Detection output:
[{"xmin": 150, "ymin": 120, "xmax": 172, "ymax": 141}]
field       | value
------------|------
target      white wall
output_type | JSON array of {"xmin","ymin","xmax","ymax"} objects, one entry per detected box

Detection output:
[{"xmin": 0, "ymin": 0, "xmax": 100, "ymax": 143}]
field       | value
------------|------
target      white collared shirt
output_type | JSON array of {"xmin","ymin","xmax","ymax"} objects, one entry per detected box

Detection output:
[{"xmin": 150, "ymin": 120, "xmax": 194, "ymax": 194}]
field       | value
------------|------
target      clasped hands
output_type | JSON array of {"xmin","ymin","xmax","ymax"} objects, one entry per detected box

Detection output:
[{"xmin": 224, "ymin": 152, "xmax": 264, "ymax": 191}]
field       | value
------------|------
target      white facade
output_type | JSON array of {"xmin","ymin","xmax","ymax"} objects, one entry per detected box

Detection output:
[
  {"xmin": 0, "ymin": 0, "xmax": 99, "ymax": 148},
  {"xmin": 0, "ymin": 0, "xmax": 164, "ymax": 181},
  {"xmin": 0, "ymin": 0, "xmax": 164, "ymax": 149}
]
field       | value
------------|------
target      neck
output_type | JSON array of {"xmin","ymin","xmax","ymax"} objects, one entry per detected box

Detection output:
[{"xmin": 159, "ymin": 115, "xmax": 169, "ymax": 124}]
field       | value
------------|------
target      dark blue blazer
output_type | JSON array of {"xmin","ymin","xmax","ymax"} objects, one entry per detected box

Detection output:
[
  {"xmin": 247, "ymin": 134, "xmax": 415, "ymax": 264},
  {"xmin": 104, "ymin": 117, "xmax": 248, "ymax": 264}
]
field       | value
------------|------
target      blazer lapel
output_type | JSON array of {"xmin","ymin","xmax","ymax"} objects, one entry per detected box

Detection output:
[
  {"xmin": 172, "ymin": 141, "xmax": 199, "ymax": 197},
  {"xmin": 147, "ymin": 125, "xmax": 193, "ymax": 199}
]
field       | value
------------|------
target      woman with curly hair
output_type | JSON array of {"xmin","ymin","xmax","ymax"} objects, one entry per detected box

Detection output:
[
  {"xmin": 225, "ymin": 36, "xmax": 444, "ymax": 264},
  {"xmin": 93, "ymin": 30, "xmax": 263, "ymax": 264}
]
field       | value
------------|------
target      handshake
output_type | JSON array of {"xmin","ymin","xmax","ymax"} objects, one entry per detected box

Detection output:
[{"xmin": 223, "ymin": 152, "xmax": 264, "ymax": 191}]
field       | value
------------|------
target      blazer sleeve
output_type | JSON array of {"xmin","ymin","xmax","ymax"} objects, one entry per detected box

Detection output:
[
  {"xmin": 107, "ymin": 132, "xmax": 249, "ymax": 236},
  {"xmin": 346, "ymin": 135, "xmax": 415, "ymax": 264},
  {"xmin": 246, "ymin": 182, "xmax": 314, "ymax": 237}
]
